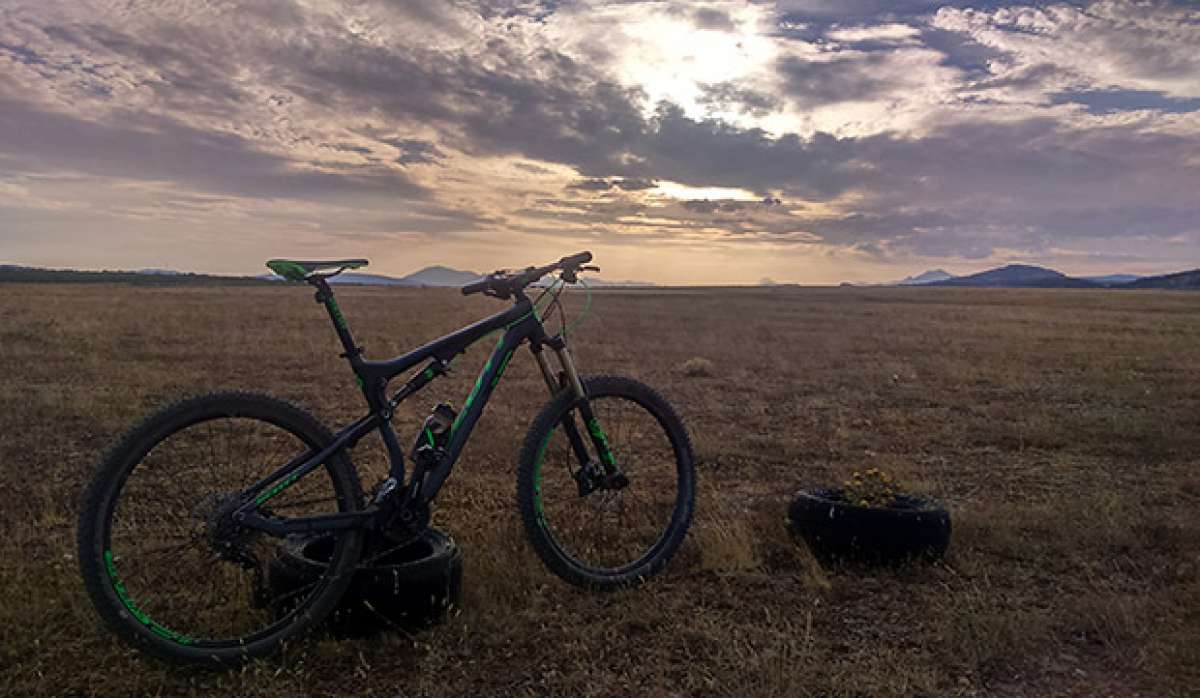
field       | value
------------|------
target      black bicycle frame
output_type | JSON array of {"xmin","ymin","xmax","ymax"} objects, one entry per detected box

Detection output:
[{"xmin": 232, "ymin": 278, "xmax": 598, "ymax": 536}]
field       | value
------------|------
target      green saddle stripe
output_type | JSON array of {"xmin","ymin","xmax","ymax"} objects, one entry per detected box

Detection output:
[{"xmin": 266, "ymin": 259, "xmax": 368, "ymax": 281}]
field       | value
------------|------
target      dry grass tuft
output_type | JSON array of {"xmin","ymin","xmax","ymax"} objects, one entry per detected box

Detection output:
[{"xmin": 678, "ymin": 356, "xmax": 716, "ymax": 377}]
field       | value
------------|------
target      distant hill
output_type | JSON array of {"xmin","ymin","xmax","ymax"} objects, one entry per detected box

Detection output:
[
  {"xmin": 898, "ymin": 269, "xmax": 954, "ymax": 285},
  {"xmin": 1083, "ymin": 274, "xmax": 1142, "ymax": 287},
  {"xmin": 1117, "ymin": 269, "xmax": 1200, "ymax": 290},
  {"xmin": 397, "ymin": 265, "xmax": 483, "ymax": 286},
  {"xmin": 0, "ymin": 264, "xmax": 267, "ymax": 285},
  {"xmin": 532, "ymin": 276, "xmax": 656, "ymax": 288},
  {"xmin": 327, "ymin": 272, "xmax": 410, "ymax": 285},
  {"xmin": 260, "ymin": 265, "xmax": 482, "ymax": 286},
  {"xmin": 930, "ymin": 264, "xmax": 1099, "ymax": 289}
]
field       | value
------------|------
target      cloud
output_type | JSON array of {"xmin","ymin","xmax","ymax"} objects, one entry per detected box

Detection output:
[
  {"xmin": 698, "ymin": 81, "xmax": 783, "ymax": 117},
  {"xmin": 933, "ymin": 2, "xmax": 1200, "ymax": 100},
  {"xmin": 388, "ymin": 138, "xmax": 448, "ymax": 166},
  {"xmin": 0, "ymin": 0, "xmax": 1198, "ymax": 281}
]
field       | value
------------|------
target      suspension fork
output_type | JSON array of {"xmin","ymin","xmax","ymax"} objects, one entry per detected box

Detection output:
[{"xmin": 531, "ymin": 337, "xmax": 618, "ymax": 475}]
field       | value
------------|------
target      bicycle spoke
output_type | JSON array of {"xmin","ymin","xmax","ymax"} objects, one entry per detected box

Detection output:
[
  {"xmin": 105, "ymin": 410, "xmax": 353, "ymax": 646},
  {"xmin": 533, "ymin": 391, "xmax": 681, "ymax": 572}
]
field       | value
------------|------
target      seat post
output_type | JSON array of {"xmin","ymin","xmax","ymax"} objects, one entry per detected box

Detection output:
[{"xmin": 312, "ymin": 278, "xmax": 362, "ymax": 361}]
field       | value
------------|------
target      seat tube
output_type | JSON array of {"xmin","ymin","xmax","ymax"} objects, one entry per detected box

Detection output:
[{"xmin": 313, "ymin": 280, "xmax": 358, "ymax": 355}]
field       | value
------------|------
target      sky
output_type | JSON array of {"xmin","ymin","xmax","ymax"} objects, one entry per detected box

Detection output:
[{"xmin": 1, "ymin": 0, "xmax": 1198, "ymax": 285}]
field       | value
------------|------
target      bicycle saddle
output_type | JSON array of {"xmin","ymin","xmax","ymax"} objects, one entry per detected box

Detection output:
[{"xmin": 266, "ymin": 259, "xmax": 368, "ymax": 282}]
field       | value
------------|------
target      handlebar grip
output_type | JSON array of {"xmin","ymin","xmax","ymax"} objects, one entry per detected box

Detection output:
[
  {"xmin": 560, "ymin": 251, "xmax": 593, "ymax": 268},
  {"xmin": 461, "ymin": 278, "xmax": 491, "ymax": 296}
]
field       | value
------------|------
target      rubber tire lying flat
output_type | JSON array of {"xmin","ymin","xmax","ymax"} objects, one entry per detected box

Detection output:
[
  {"xmin": 787, "ymin": 489, "xmax": 950, "ymax": 566},
  {"xmin": 268, "ymin": 527, "xmax": 462, "ymax": 638}
]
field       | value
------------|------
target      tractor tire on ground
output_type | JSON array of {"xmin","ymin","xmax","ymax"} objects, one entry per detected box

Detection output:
[
  {"xmin": 269, "ymin": 527, "xmax": 462, "ymax": 638},
  {"xmin": 788, "ymin": 489, "xmax": 951, "ymax": 566}
]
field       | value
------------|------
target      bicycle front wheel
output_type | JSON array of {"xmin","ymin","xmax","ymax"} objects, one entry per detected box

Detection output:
[
  {"xmin": 516, "ymin": 375, "xmax": 696, "ymax": 589},
  {"xmin": 77, "ymin": 392, "xmax": 364, "ymax": 667}
]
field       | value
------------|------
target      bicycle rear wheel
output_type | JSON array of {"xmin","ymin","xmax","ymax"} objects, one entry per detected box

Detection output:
[
  {"xmin": 77, "ymin": 392, "xmax": 364, "ymax": 667},
  {"xmin": 516, "ymin": 375, "xmax": 696, "ymax": 589}
]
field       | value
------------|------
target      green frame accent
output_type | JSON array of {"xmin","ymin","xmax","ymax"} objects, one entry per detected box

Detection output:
[
  {"xmin": 327, "ymin": 296, "xmax": 348, "ymax": 330},
  {"xmin": 255, "ymin": 470, "xmax": 302, "ymax": 505},
  {"xmin": 586, "ymin": 418, "xmax": 616, "ymax": 466}
]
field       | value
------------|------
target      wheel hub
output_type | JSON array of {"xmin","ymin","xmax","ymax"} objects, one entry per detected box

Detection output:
[{"xmin": 204, "ymin": 493, "xmax": 259, "ymax": 564}]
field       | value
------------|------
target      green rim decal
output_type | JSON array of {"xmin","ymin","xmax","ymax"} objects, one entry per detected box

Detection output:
[
  {"xmin": 586, "ymin": 418, "xmax": 616, "ymax": 466},
  {"xmin": 104, "ymin": 550, "xmax": 195, "ymax": 645}
]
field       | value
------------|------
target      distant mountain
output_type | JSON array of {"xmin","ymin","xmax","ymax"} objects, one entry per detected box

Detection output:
[
  {"xmin": 1117, "ymin": 269, "xmax": 1200, "ymax": 290},
  {"xmin": 328, "ymin": 272, "xmax": 410, "ymax": 285},
  {"xmin": 899, "ymin": 269, "xmax": 954, "ymax": 285},
  {"xmin": 261, "ymin": 265, "xmax": 483, "ymax": 286},
  {"xmin": 137, "ymin": 268, "xmax": 182, "ymax": 276},
  {"xmin": 929, "ymin": 264, "xmax": 1099, "ymax": 288},
  {"xmin": 1084, "ymin": 274, "xmax": 1142, "ymax": 286},
  {"xmin": 1, "ymin": 264, "xmax": 266, "ymax": 285},
  {"xmin": 397, "ymin": 265, "xmax": 483, "ymax": 286},
  {"xmin": 532, "ymin": 276, "xmax": 656, "ymax": 288}
]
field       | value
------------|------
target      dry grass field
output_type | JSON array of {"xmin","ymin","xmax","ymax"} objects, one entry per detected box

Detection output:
[{"xmin": 3, "ymin": 282, "xmax": 1199, "ymax": 697}]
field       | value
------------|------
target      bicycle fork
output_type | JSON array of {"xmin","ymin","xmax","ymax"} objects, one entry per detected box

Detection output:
[{"xmin": 532, "ymin": 337, "xmax": 628, "ymax": 496}]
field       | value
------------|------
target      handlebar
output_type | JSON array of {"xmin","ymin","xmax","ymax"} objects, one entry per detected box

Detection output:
[
  {"xmin": 462, "ymin": 251, "xmax": 594, "ymax": 298},
  {"xmin": 460, "ymin": 277, "xmax": 493, "ymax": 296}
]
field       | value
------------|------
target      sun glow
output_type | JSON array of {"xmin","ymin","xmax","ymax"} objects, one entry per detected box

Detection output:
[{"xmin": 650, "ymin": 180, "xmax": 761, "ymax": 201}]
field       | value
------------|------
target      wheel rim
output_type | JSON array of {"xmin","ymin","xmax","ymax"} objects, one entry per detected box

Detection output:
[
  {"xmin": 532, "ymin": 394, "xmax": 685, "ymax": 576},
  {"xmin": 102, "ymin": 413, "xmax": 351, "ymax": 647}
]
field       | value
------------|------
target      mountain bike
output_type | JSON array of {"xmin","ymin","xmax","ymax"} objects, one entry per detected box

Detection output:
[{"xmin": 77, "ymin": 251, "xmax": 696, "ymax": 667}]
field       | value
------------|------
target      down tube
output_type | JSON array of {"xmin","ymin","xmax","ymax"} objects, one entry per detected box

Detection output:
[{"xmin": 419, "ymin": 320, "xmax": 531, "ymax": 501}]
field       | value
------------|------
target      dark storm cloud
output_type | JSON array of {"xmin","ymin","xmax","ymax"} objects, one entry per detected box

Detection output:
[
  {"xmin": 775, "ymin": 0, "xmax": 1022, "ymax": 24},
  {"xmin": 568, "ymin": 177, "xmax": 656, "ymax": 191},
  {"xmin": 469, "ymin": 0, "xmax": 565, "ymax": 21},
  {"xmin": 698, "ymin": 82, "xmax": 782, "ymax": 117},
  {"xmin": 621, "ymin": 104, "xmax": 864, "ymax": 199},
  {"xmin": 0, "ymin": 96, "xmax": 426, "ymax": 202},
  {"xmin": 1051, "ymin": 89, "xmax": 1200, "ymax": 114},
  {"xmin": 777, "ymin": 53, "xmax": 893, "ymax": 105},
  {"xmin": 275, "ymin": 34, "xmax": 646, "ymax": 175},
  {"xmin": 388, "ymin": 138, "xmax": 447, "ymax": 166}
]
